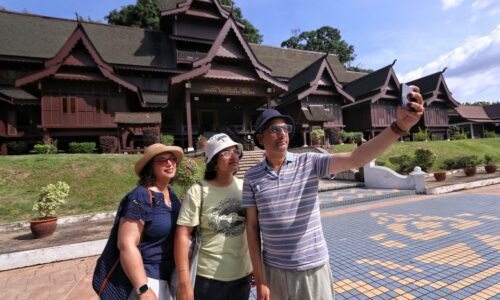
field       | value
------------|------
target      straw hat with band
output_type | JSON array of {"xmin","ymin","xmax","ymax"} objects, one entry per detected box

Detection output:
[
  {"xmin": 253, "ymin": 109, "xmax": 295, "ymax": 149},
  {"xmin": 134, "ymin": 143, "xmax": 184, "ymax": 176}
]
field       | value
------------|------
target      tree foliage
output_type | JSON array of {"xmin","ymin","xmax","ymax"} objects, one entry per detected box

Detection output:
[
  {"xmin": 106, "ymin": 0, "xmax": 160, "ymax": 29},
  {"xmin": 465, "ymin": 101, "xmax": 499, "ymax": 106},
  {"xmin": 281, "ymin": 26, "xmax": 355, "ymax": 66},
  {"xmin": 219, "ymin": 0, "xmax": 263, "ymax": 43}
]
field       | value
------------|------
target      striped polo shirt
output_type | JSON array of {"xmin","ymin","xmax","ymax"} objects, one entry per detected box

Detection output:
[{"xmin": 242, "ymin": 151, "xmax": 332, "ymax": 271}]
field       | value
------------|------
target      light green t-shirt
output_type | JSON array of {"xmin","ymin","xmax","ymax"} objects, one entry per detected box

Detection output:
[{"xmin": 177, "ymin": 178, "xmax": 252, "ymax": 281}]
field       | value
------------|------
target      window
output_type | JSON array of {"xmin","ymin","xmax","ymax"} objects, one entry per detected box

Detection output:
[
  {"xmin": 96, "ymin": 98, "xmax": 108, "ymax": 114},
  {"xmin": 62, "ymin": 97, "xmax": 67, "ymax": 113},
  {"xmin": 70, "ymin": 98, "xmax": 76, "ymax": 113}
]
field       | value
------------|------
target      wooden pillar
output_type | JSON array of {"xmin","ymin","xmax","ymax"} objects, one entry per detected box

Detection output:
[
  {"xmin": 266, "ymin": 95, "xmax": 271, "ymax": 108},
  {"xmin": 185, "ymin": 89, "xmax": 194, "ymax": 151},
  {"xmin": 302, "ymin": 129, "xmax": 307, "ymax": 147},
  {"xmin": 0, "ymin": 142, "xmax": 7, "ymax": 155},
  {"xmin": 470, "ymin": 123, "xmax": 474, "ymax": 139}
]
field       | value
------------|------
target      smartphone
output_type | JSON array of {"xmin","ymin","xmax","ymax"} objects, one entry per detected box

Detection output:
[{"xmin": 400, "ymin": 84, "xmax": 416, "ymax": 111}]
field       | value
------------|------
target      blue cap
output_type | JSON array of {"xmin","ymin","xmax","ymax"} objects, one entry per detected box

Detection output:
[{"xmin": 253, "ymin": 109, "xmax": 295, "ymax": 149}]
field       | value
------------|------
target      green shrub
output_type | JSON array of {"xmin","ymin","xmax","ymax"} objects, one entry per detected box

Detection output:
[
  {"xmin": 69, "ymin": 142, "xmax": 96, "ymax": 153},
  {"xmin": 484, "ymin": 154, "xmax": 497, "ymax": 165},
  {"xmin": 460, "ymin": 155, "xmax": 482, "ymax": 168},
  {"xmin": 311, "ymin": 128, "xmax": 325, "ymax": 140},
  {"xmin": 414, "ymin": 127, "xmax": 429, "ymax": 142},
  {"xmin": 339, "ymin": 130, "xmax": 363, "ymax": 143},
  {"xmin": 160, "ymin": 134, "xmax": 175, "ymax": 146},
  {"xmin": 483, "ymin": 130, "xmax": 496, "ymax": 138},
  {"xmin": 33, "ymin": 181, "xmax": 70, "ymax": 218},
  {"xmin": 443, "ymin": 155, "xmax": 482, "ymax": 169},
  {"xmin": 414, "ymin": 149, "xmax": 436, "ymax": 172},
  {"xmin": 7, "ymin": 141, "xmax": 27, "ymax": 154},
  {"xmin": 450, "ymin": 128, "xmax": 468, "ymax": 140},
  {"xmin": 174, "ymin": 158, "xmax": 200, "ymax": 198},
  {"xmin": 389, "ymin": 154, "xmax": 415, "ymax": 173}
]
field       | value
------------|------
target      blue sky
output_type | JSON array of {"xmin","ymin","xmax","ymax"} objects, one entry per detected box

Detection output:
[{"xmin": 1, "ymin": 0, "xmax": 499, "ymax": 103}]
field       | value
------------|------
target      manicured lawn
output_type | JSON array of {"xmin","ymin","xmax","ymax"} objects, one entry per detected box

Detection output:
[
  {"xmin": 0, "ymin": 154, "xmax": 205, "ymax": 223},
  {"xmin": 1, "ymin": 138, "xmax": 498, "ymax": 223},
  {"xmin": 332, "ymin": 138, "xmax": 500, "ymax": 171}
]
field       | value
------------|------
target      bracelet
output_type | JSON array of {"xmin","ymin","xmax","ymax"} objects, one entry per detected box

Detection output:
[{"xmin": 390, "ymin": 121, "xmax": 408, "ymax": 136}]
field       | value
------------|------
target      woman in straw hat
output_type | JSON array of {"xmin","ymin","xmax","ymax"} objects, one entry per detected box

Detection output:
[
  {"xmin": 175, "ymin": 133, "xmax": 252, "ymax": 300},
  {"xmin": 118, "ymin": 143, "xmax": 184, "ymax": 300}
]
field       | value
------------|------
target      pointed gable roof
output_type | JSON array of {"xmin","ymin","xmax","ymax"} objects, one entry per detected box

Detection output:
[
  {"xmin": 283, "ymin": 54, "xmax": 354, "ymax": 103},
  {"xmin": 484, "ymin": 103, "xmax": 500, "ymax": 120},
  {"xmin": 406, "ymin": 70, "xmax": 460, "ymax": 107},
  {"xmin": 454, "ymin": 106, "xmax": 497, "ymax": 122},
  {"xmin": 0, "ymin": 11, "xmax": 175, "ymax": 69},
  {"xmin": 15, "ymin": 24, "xmax": 137, "ymax": 93},
  {"xmin": 249, "ymin": 44, "xmax": 367, "ymax": 84},
  {"xmin": 343, "ymin": 63, "xmax": 400, "ymax": 105},
  {"xmin": 170, "ymin": 17, "xmax": 287, "ymax": 91},
  {"xmin": 160, "ymin": 0, "xmax": 230, "ymax": 19}
]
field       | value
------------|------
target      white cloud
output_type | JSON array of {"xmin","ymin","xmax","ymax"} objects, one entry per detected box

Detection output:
[
  {"xmin": 400, "ymin": 24, "xmax": 500, "ymax": 101},
  {"xmin": 441, "ymin": 0, "xmax": 466, "ymax": 10},
  {"xmin": 472, "ymin": 0, "xmax": 496, "ymax": 10}
]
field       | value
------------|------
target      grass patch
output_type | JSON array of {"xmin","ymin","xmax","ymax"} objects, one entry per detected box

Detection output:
[
  {"xmin": 0, "ymin": 154, "xmax": 205, "ymax": 223},
  {"xmin": 1, "ymin": 138, "xmax": 498, "ymax": 222},
  {"xmin": 332, "ymin": 138, "xmax": 500, "ymax": 171}
]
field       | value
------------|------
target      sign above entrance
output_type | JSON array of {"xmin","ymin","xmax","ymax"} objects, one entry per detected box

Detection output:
[
  {"xmin": 192, "ymin": 81, "xmax": 267, "ymax": 97},
  {"xmin": 203, "ymin": 86, "xmax": 256, "ymax": 96}
]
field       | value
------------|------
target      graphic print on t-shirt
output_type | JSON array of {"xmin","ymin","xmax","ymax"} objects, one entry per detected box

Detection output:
[{"xmin": 208, "ymin": 197, "xmax": 245, "ymax": 237}]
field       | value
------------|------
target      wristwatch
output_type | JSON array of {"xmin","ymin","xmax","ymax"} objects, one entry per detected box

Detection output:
[{"xmin": 136, "ymin": 283, "xmax": 149, "ymax": 295}]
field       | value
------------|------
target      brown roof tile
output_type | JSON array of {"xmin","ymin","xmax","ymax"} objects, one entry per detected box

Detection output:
[
  {"xmin": 454, "ymin": 106, "xmax": 491, "ymax": 121},
  {"xmin": 0, "ymin": 11, "xmax": 176, "ymax": 69},
  {"xmin": 249, "ymin": 44, "xmax": 366, "ymax": 83}
]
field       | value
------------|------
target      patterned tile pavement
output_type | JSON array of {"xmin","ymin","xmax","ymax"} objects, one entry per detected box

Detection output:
[
  {"xmin": 319, "ymin": 188, "xmax": 415, "ymax": 209},
  {"xmin": 1, "ymin": 185, "xmax": 498, "ymax": 299},
  {"xmin": 322, "ymin": 192, "xmax": 500, "ymax": 299}
]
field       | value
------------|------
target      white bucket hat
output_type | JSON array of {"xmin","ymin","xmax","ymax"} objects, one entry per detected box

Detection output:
[{"xmin": 205, "ymin": 133, "xmax": 243, "ymax": 163}]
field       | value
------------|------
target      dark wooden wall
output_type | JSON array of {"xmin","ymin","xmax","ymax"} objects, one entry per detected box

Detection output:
[{"xmin": 41, "ymin": 80, "xmax": 126, "ymax": 128}]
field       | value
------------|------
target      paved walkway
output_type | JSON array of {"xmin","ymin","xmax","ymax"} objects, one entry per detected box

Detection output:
[
  {"xmin": 1, "ymin": 183, "xmax": 499, "ymax": 299},
  {"xmin": 321, "ymin": 186, "xmax": 500, "ymax": 299}
]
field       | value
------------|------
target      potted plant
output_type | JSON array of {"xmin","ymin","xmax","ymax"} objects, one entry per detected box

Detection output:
[
  {"xmin": 460, "ymin": 155, "xmax": 482, "ymax": 177},
  {"xmin": 30, "ymin": 181, "xmax": 70, "ymax": 238},
  {"xmin": 311, "ymin": 128, "xmax": 325, "ymax": 146},
  {"xmin": 197, "ymin": 135, "xmax": 207, "ymax": 151},
  {"xmin": 484, "ymin": 154, "xmax": 497, "ymax": 173},
  {"xmin": 433, "ymin": 163, "xmax": 448, "ymax": 181}
]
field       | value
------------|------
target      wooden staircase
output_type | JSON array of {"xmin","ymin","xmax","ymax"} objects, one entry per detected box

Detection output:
[{"xmin": 236, "ymin": 149, "xmax": 266, "ymax": 178}]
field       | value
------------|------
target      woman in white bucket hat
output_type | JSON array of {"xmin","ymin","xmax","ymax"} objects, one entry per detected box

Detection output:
[{"xmin": 174, "ymin": 133, "xmax": 252, "ymax": 300}]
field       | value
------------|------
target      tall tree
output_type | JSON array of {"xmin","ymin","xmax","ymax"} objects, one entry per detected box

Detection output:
[
  {"xmin": 219, "ymin": 0, "xmax": 263, "ymax": 43},
  {"xmin": 106, "ymin": 0, "xmax": 160, "ymax": 29},
  {"xmin": 281, "ymin": 26, "xmax": 355, "ymax": 66},
  {"xmin": 105, "ymin": 0, "xmax": 263, "ymax": 43}
]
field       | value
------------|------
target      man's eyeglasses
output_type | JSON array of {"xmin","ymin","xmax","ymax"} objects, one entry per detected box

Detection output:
[
  {"xmin": 268, "ymin": 124, "xmax": 293, "ymax": 134},
  {"xmin": 219, "ymin": 149, "xmax": 242, "ymax": 158},
  {"xmin": 153, "ymin": 157, "xmax": 177, "ymax": 165}
]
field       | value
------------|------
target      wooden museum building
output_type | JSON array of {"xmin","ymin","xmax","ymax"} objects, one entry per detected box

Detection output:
[{"xmin": 0, "ymin": 0, "xmax": 468, "ymax": 154}]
